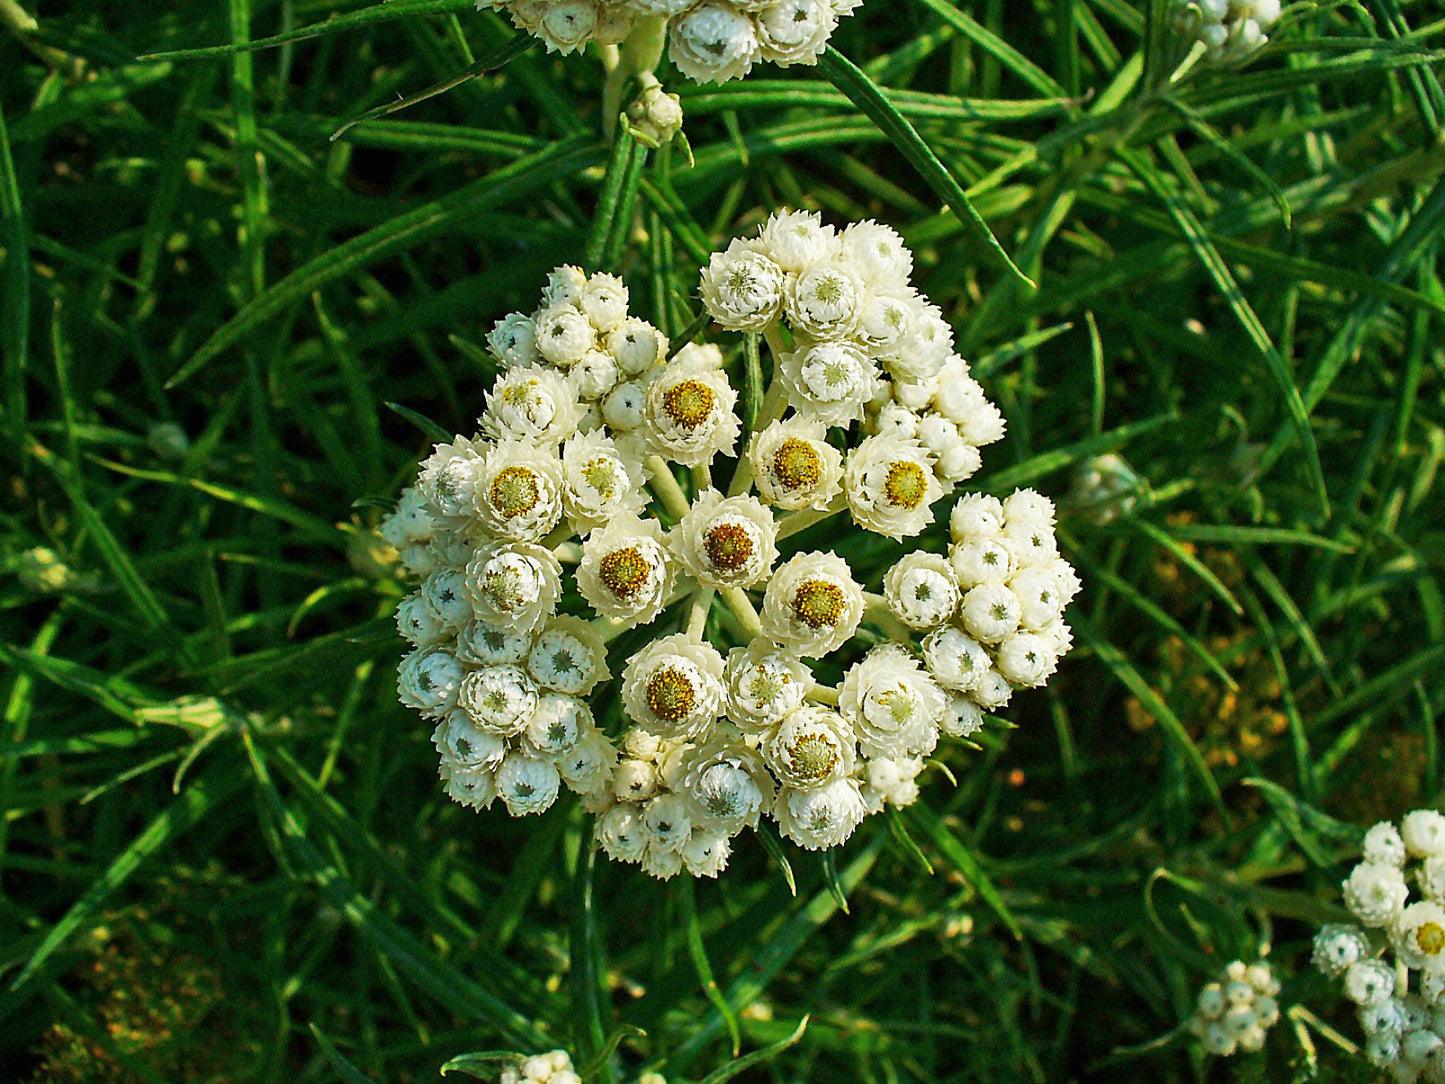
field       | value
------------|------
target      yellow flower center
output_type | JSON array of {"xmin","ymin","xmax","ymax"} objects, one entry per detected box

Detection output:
[
  {"xmin": 489, "ymin": 466, "xmax": 541, "ymax": 518},
  {"xmin": 1417, "ymin": 922, "xmax": 1445, "ymax": 956},
  {"xmin": 772, "ymin": 438, "xmax": 821, "ymax": 491},
  {"xmin": 662, "ymin": 379, "xmax": 715, "ymax": 430},
  {"xmin": 582, "ymin": 457, "xmax": 618, "ymax": 500},
  {"xmin": 645, "ymin": 667, "xmax": 697, "ymax": 722},
  {"xmin": 884, "ymin": 460, "xmax": 928, "ymax": 510},
  {"xmin": 788, "ymin": 733, "xmax": 839, "ymax": 782},
  {"xmin": 703, "ymin": 522, "xmax": 755, "ymax": 574},
  {"xmin": 599, "ymin": 546, "xmax": 653, "ymax": 600},
  {"xmin": 792, "ymin": 579, "xmax": 844, "ymax": 629}
]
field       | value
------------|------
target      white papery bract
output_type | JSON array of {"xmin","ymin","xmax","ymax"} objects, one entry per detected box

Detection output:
[{"xmin": 386, "ymin": 225, "xmax": 1079, "ymax": 882}]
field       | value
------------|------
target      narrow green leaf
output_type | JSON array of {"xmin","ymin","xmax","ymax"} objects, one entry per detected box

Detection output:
[
  {"xmin": 1117, "ymin": 145, "xmax": 1328, "ymax": 515},
  {"xmin": 166, "ymin": 135, "xmax": 604, "ymax": 388},
  {"xmin": 1242, "ymin": 778, "xmax": 1362, "ymax": 868},
  {"xmin": 817, "ymin": 48, "xmax": 1034, "ymax": 289},
  {"xmin": 0, "ymin": 100, "xmax": 28, "ymax": 459},
  {"xmin": 440, "ymin": 1051, "xmax": 522, "ymax": 1078},
  {"xmin": 309, "ymin": 1023, "xmax": 379, "ymax": 1084},
  {"xmin": 819, "ymin": 849, "xmax": 850, "ymax": 915},
  {"xmin": 905, "ymin": 803, "xmax": 1023, "ymax": 940},
  {"xmin": 586, "ymin": 127, "xmax": 638, "ymax": 272},
  {"xmin": 1071, "ymin": 615, "xmax": 1226, "ymax": 813},
  {"xmin": 385, "ymin": 401, "xmax": 454, "ymax": 444},
  {"xmin": 755, "ymin": 823, "xmax": 797, "ymax": 897},
  {"xmin": 909, "ymin": 0, "xmax": 1067, "ymax": 97},
  {"xmin": 697, "ymin": 1016, "xmax": 810, "ymax": 1084},
  {"xmin": 680, "ymin": 878, "xmax": 742, "ymax": 1057},
  {"xmin": 139, "ymin": 0, "xmax": 480, "ymax": 59}
]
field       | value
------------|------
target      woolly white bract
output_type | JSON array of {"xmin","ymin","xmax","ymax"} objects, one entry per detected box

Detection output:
[
  {"xmin": 381, "ymin": 212, "xmax": 1080, "ymax": 881},
  {"xmin": 1186, "ymin": 960, "xmax": 1281, "ymax": 1057}
]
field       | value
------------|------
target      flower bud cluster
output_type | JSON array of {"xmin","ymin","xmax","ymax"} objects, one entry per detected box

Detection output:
[
  {"xmin": 1172, "ymin": 0, "xmax": 1281, "ymax": 63},
  {"xmin": 499, "ymin": 1050, "xmax": 582, "ymax": 1084},
  {"xmin": 882, "ymin": 490, "xmax": 1078, "ymax": 733},
  {"xmin": 479, "ymin": 0, "xmax": 861, "ymax": 82},
  {"xmin": 1312, "ymin": 811, "xmax": 1445, "ymax": 1082},
  {"xmin": 382, "ymin": 216, "xmax": 1079, "ymax": 881},
  {"xmin": 1187, "ymin": 960, "xmax": 1281, "ymax": 1056}
]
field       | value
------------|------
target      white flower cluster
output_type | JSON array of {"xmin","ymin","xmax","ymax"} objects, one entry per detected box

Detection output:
[
  {"xmin": 880, "ymin": 491, "xmax": 1079, "ymax": 731},
  {"xmin": 702, "ymin": 211, "xmax": 1009, "ymax": 519},
  {"xmin": 1313, "ymin": 811, "xmax": 1445, "ymax": 1083},
  {"xmin": 381, "ymin": 217, "xmax": 1079, "ymax": 881},
  {"xmin": 499, "ymin": 1050, "xmax": 581, "ymax": 1084},
  {"xmin": 1172, "ymin": 0, "xmax": 1281, "ymax": 63},
  {"xmin": 479, "ymin": 0, "xmax": 861, "ymax": 82},
  {"xmin": 1187, "ymin": 960, "xmax": 1281, "ymax": 1056}
]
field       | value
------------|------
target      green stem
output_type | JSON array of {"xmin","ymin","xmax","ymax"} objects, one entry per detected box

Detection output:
[
  {"xmin": 646, "ymin": 454, "xmax": 692, "ymax": 520},
  {"xmin": 718, "ymin": 586, "xmax": 762, "ymax": 639},
  {"xmin": 686, "ymin": 586, "xmax": 715, "ymax": 641},
  {"xmin": 601, "ymin": 15, "xmax": 666, "ymax": 139},
  {"xmin": 775, "ymin": 498, "xmax": 845, "ymax": 541},
  {"xmin": 863, "ymin": 594, "xmax": 914, "ymax": 643},
  {"xmin": 726, "ymin": 371, "xmax": 789, "ymax": 499},
  {"xmin": 807, "ymin": 681, "xmax": 840, "ymax": 706}
]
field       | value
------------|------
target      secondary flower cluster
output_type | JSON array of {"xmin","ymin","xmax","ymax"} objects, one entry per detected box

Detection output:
[
  {"xmin": 499, "ymin": 1050, "xmax": 582, "ymax": 1084},
  {"xmin": 381, "ymin": 212, "xmax": 1079, "ymax": 881},
  {"xmin": 1187, "ymin": 960, "xmax": 1282, "ymax": 1056},
  {"xmin": 1312, "ymin": 811, "xmax": 1445, "ymax": 1082},
  {"xmin": 1172, "ymin": 0, "xmax": 1281, "ymax": 63},
  {"xmin": 480, "ymin": 0, "xmax": 861, "ymax": 82}
]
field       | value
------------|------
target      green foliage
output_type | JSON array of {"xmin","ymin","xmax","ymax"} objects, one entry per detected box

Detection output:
[{"xmin": 1, "ymin": 0, "xmax": 1442, "ymax": 1081}]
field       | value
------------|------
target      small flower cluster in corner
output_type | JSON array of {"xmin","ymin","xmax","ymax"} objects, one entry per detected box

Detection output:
[
  {"xmin": 1187, "ymin": 959, "xmax": 1282, "ymax": 1056},
  {"xmin": 380, "ymin": 209, "xmax": 1080, "ymax": 881},
  {"xmin": 1312, "ymin": 810, "xmax": 1445, "ymax": 1082},
  {"xmin": 1172, "ymin": 0, "xmax": 1281, "ymax": 63},
  {"xmin": 478, "ymin": 0, "xmax": 861, "ymax": 82}
]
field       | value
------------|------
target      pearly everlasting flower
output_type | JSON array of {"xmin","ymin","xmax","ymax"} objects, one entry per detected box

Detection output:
[
  {"xmin": 758, "ymin": 209, "xmax": 840, "ymax": 272},
  {"xmin": 959, "ymin": 583, "xmax": 1022, "ymax": 645},
  {"xmin": 579, "ymin": 273, "xmax": 629, "ymax": 332},
  {"xmin": 456, "ymin": 619, "xmax": 533, "ymax": 667},
  {"xmin": 784, "ymin": 264, "xmax": 862, "ymax": 339},
  {"xmin": 884, "ymin": 552, "xmax": 960, "ymax": 630},
  {"xmin": 434, "ymin": 709, "xmax": 508, "ymax": 772},
  {"xmin": 1404, "ymin": 812, "xmax": 1445, "ymax": 859},
  {"xmin": 398, "ymin": 649, "xmax": 466, "ymax": 717},
  {"xmin": 950, "ymin": 535, "xmax": 1014, "ymax": 586},
  {"xmin": 458, "ymin": 665, "xmax": 540, "ymax": 736},
  {"xmin": 418, "ymin": 436, "xmax": 488, "ymax": 526},
  {"xmin": 678, "ymin": 733, "xmax": 774, "ymax": 833},
  {"xmin": 994, "ymin": 631, "xmax": 1058, "ymax": 688},
  {"xmin": 1314, "ymin": 923, "xmax": 1372, "ymax": 977},
  {"xmin": 724, "ymin": 638, "xmax": 812, "ymax": 730},
  {"xmin": 533, "ymin": 303, "xmax": 596, "ymax": 366},
  {"xmin": 682, "ymin": 825, "xmax": 733, "ymax": 878},
  {"xmin": 496, "ymin": 753, "xmax": 562, "ymax": 816},
  {"xmin": 480, "ymin": 366, "xmax": 582, "ymax": 444},
  {"xmin": 672, "ymin": 489, "xmax": 778, "ymax": 589},
  {"xmin": 560, "ymin": 430, "xmax": 647, "ymax": 530},
  {"xmin": 950, "ymin": 493, "xmax": 1005, "ymax": 542},
  {"xmin": 458, "ymin": 544, "xmax": 555, "ymax": 633},
  {"xmin": 488, "ymin": 312, "xmax": 540, "ymax": 370},
  {"xmin": 749, "ymin": 416, "xmax": 844, "ymax": 511},
  {"xmin": 1366, "ymin": 821, "xmax": 1410, "ymax": 867},
  {"xmin": 755, "ymin": 0, "xmax": 836, "ymax": 65},
  {"xmin": 621, "ymin": 634, "xmax": 726, "ymax": 740},
  {"xmin": 472, "ymin": 441, "xmax": 564, "ymax": 542},
  {"xmin": 840, "ymin": 220, "xmax": 912, "ymax": 291},
  {"xmin": 607, "ymin": 317, "xmax": 668, "ymax": 376},
  {"xmin": 527, "ymin": 617, "xmax": 607, "ymax": 696},
  {"xmin": 1173, "ymin": 0, "xmax": 1281, "ymax": 64},
  {"xmin": 779, "ymin": 341, "xmax": 879, "ymax": 428},
  {"xmin": 940, "ymin": 692, "xmax": 985, "ymax": 738},
  {"xmin": 1394, "ymin": 903, "xmax": 1445, "ymax": 974},
  {"xmin": 760, "ymin": 551, "xmax": 865, "ymax": 657},
  {"xmin": 774, "ymin": 777, "xmax": 868, "ymax": 850},
  {"xmin": 396, "ymin": 592, "xmax": 447, "ymax": 647},
  {"xmin": 597, "ymin": 804, "xmax": 649, "ymax": 863},
  {"xmin": 644, "ymin": 346, "xmax": 741, "ymax": 467},
  {"xmin": 1345, "ymin": 959, "xmax": 1397, "ymax": 1006},
  {"xmin": 576, "ymin": 517, "xmax": 675, "ymax": 628},
  {"xmin": 669, "ymin": 2, "xmax": 760, "ymax": 83},
  {"xmin": 860, "ymin": 756, "xmax": 924, "ymax": 813},
  {"xmin": 700, "ymin": 240, "xmax": 785, "ymax": 331},
  {"xmin": 764, "ymin": 704, "xmax": 857, "ymax": 789},
  {"xmin": 844, "ymin": 435, "xmax": 942, "ymax": 539},
  {"xmin": 1346, "ymin": 862, "xmax": 1411, "ymax": 928},
  {"xmin": 838, "ymin": 644, "xmax": 945, "ymax": 759},
  {"xmin": 1187, "ymin": 961, "xmax": 1280, "ymax": 1057}
]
